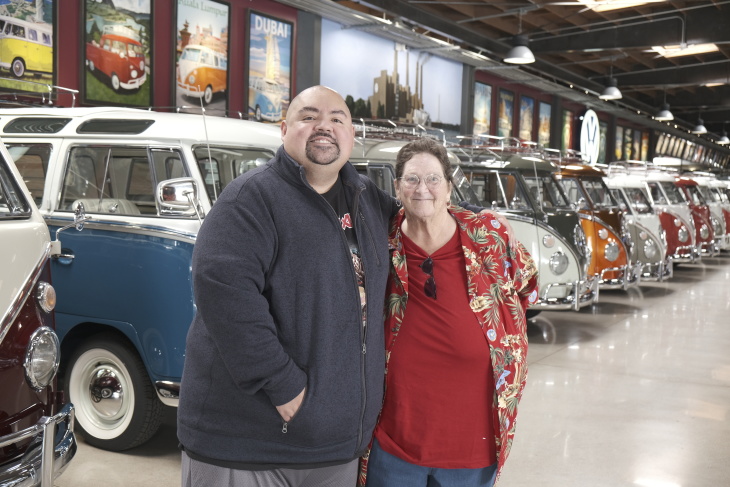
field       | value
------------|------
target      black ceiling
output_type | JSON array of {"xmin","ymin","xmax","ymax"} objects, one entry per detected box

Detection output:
[{"xmin": 329, "ymin": 0, "xmax": 730, "ymax": 142}]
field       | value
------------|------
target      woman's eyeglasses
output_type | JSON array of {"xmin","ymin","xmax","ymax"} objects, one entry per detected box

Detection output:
[
  {"xmin": 420, "ymin": 256, "xmax": 437, "ymax": 299},
  {"xmin": 398, "ymin": 173, "xmax": 443, "ymax": 189}
]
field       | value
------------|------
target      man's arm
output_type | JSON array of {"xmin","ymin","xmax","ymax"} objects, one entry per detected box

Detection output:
[{"xmin": 191, "ymin": 187, "xmax": 307, "ymax": 411}]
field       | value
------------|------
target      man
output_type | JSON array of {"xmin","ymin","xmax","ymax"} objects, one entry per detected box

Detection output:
[{"xmin": 178, "ymin": 85, "xmax": 395, "ymax": 486}]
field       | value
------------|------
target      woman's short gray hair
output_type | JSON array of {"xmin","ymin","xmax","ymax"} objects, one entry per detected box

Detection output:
[{"xmin": 395, "ymin": 138, "xmax": 453, "ymax": 183}]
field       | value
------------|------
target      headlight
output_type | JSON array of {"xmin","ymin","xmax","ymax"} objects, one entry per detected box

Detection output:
[
  {"xmin": 604, "ymin": 240, "xmax": 620, "ymax": 261},
  {"xmin": 549, "ymin": 251, "xmax": 569, "ymax": 275},
  {"xmin": 23, "ymin": 327, "xmax": 60, "ymax": 390},
  {"xmin": 678, "ymin": 226, "xmax": 689, "ymax": 242},
  {"xmin": 700, "ymin": 224, "xmax": 709, "ymax": 240},
  {"xmin": 131, "ymin": 69, "xmax": 138, "ymax": 78},
  {"xmin": 188, "ymin": 74, "xmax": 196, "ymax": 84},
  {"xmin": 643, "ymin": 239, "xmax": 658, "ymax": 259},
  {"xmin": 573, "ymin": 224, "xmax": 587, "ymax": 256},
  {"xmin": 36, "ymin": 281, "xmax": 56, "ymax": 313},
  {"xmin": 711, "ymin": 217, "xmax": 722, "ymax": 235}
]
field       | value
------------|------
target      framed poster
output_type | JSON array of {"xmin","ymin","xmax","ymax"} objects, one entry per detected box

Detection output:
[
  {"xmin": 473, "ymin": 81, "xmax": 491, "ymax": 135},
  {"xmin": 519, "ymin": 95, "xmax": 534, "ymax": 141},
  {"xmin": 562, "ymin": 109, "xmax": 573, "ymax": 151},
  {"xmin": 0, "ymin": 0, "xmax": 54, "ymax": 94},
  {"xmin": 623, "ymin": 126, "xmax": 633, "ymax": 159},
  {"xmin": 641, "ymin": 131, "xmax": 649, "ymax": 161},
  {"xmin": 83, "ymin": 0, "xmax": 152, "ymax": 106},
  {"xmin": 598, "ymin": 121, "xmax": 608, "ymax": 165},
  {"xmin": 247, "ymin": 11, "xmax": 293, "ymax": 123},
  {"xmin": 174, "ymin": 0, "xmax": 230, "ymax": 113},
  {"xmin": 497, "ymin": 89, "xmax": 514, "ymax": 137},
  {"xmin": 538, "ymin": 102, "xmax": 551, "ymax": 147},
  {"xmin": 615, "ymin": 126, "xmax": 624, "ymax": 159},
  {"xmin": 632, "ymin": 129, "xmax": 641, "ymax": 160}
]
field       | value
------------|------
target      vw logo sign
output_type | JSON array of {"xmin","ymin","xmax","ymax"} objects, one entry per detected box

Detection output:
[{"xmin": 580, "ymin": 109, "xmax": 600, "ymax": 165}]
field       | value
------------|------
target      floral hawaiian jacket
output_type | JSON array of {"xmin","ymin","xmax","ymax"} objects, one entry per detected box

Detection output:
[{"xmin": 358, "ymin": 205, "xmax": 538, "ymax": 486}]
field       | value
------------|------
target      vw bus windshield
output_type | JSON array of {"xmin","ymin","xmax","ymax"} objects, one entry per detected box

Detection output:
[
  {"xmin": 181, "ymin": 48, "xmax": 201, "ymax": 62},
  {"xmin": 0, "ymin": 155, "xmax": 32, "ymax": 218},
  {"xmin": 685, "ymin": 185, "xmax": 706, "ymax": 206},
  {"xmin": 468, "ymin": 170, "xmax": 531, "ymax": 211},
  {"xmin": 524, "ymin": 175, "xmax": 571, "ymax": 209},
  {"xmin": 622, "ymin": 187, "xmax": 653, "ymax": 214},
  {"xmin": 697, "ymin": 185, "xmax": 719, "ymax": 203},
  {"xmin": 194, "ymin": 146, "xmax": 275, "ymax": 203},
  {"xmin": 581, "ymin": 178, "xmax": 617, "ymax": 209},
  {"xmin": 658, "ymin": 181, "xmax": 686, "ymax": 204},
  {"xmin": 451, "ymin": 166, "xmax": 481, "ymax": 206}
]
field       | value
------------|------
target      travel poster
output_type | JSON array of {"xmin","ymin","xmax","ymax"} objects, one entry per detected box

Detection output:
[
  {"xmin": 498, "ymin": 89, "xmax": 514, "ymax": 137},
  {"xmin": 473, "ymin": 81, "xmax": 491, "ymax": 135},
  {"xmin": 538, "ymin": 102, "xmax": 551, "ymax": 147},
  {"xmin": 175, "ymin": 0, "xmax": 230, "ymax": 114},
  {"xmin": 519, "ymin": 95, "xmax": 534, "ymax": 141},
  {"xmin": 247, "ymin": 11, "xmax": 292, "ymax": 123}
]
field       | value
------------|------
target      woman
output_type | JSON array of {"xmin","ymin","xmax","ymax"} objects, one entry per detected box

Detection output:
[{"xmin": 361, "ymin": 138, "xmax": 538, "ymax": 487}]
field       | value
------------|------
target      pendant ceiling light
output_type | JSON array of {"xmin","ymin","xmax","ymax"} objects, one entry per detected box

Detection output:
[
  {"xmin": 504, "ymin": 10, "xmax": 534, "ymax": 65},
  {"xmin": 655, "ymin": 103, "xmax": 674, "ymax": 121},
  {"xmin": 655, "ymin": 89, "xmax": 673, "ymax": 121},
  {"xmin": 599, "ymin": 77, "xmax": 622, "ymax": 100},
  {"xmin": 691, "ymin": 116, "xmax": 707, "ymax": 135},
  {"xmin": 719, "ymin": 123, "xmax": 729, "ymax": 145},
  {"xmin": 504, "ymin": 35, "xmax": 535, "ymax": 64}
]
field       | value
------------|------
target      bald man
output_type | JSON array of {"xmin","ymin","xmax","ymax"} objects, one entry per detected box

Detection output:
[{"xmin": 178, "ymin": 86, "xmax": 397, "ymax": 486}]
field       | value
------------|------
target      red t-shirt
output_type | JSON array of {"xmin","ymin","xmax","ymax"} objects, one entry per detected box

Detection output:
[{"xmin": 374, "ymin": 227, "xmax": 497, "ymax": 468}]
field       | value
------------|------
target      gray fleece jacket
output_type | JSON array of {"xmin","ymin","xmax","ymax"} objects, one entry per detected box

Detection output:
[{"xmin": 177, "ymin": 147, "xmax": 395, "ymax": 468}]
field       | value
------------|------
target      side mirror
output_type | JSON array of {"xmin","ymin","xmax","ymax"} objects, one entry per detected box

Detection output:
[
  {"xmin": 50, "ymin": 202, "xmax": 91, "ymax": 258},
  {"xmin": 156, "ymin": 177, "xmax": 205, "ymax": 219}
]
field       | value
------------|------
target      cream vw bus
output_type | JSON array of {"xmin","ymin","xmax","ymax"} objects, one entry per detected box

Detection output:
[{"xmin": 177, "ymin": 44, "xmax": 227, "ymax": 105}]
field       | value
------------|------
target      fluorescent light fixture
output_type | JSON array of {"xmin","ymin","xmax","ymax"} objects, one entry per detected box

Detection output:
[
  {"xmin": 577, "ymin": 1, "xmax": 666, "ymax": 12},
  {"xmin": 599, "ymin": 78, "xmax": 622, "ymax": 100},
  {"xmin": 504, "ymin": 35, "xmax": 535, "ymax": 64},
  {"xmin": 652, "ymin": 43, "xmax": 719, "ymax": 58},
  {"xmin": 691, "ymin": 118, "xmax": 707, "ymax": 134},
  {"xmin": 655, "ymin": 103, "xmax": 674, "ymax": 121}
]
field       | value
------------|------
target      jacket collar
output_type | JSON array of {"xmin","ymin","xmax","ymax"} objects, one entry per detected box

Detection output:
[{"xmin": 273, "ymin": 146, "xmax": 365, "ymax": 192}]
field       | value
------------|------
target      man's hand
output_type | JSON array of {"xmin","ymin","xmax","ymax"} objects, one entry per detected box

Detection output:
[
  {"xmin": 276, "ymin": 388, "xmax": 306, "ymax": 422},
  {"xmin": 479, "ymin": 209, "xmax": 518, "ymax": 248}
]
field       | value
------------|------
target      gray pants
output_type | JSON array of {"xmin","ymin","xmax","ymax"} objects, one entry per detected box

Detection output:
[{"xmin": 182, "ymin": 451, "xmax": 358, "ymax": 487}]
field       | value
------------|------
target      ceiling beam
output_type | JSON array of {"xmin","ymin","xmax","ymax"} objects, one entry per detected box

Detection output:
[{"xmin": 529, "ymin": 7, "xmax": 730, "ymax": 52}]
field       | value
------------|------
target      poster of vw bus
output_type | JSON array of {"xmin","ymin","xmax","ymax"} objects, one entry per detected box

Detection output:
[
  {"xmin": 83, "ymin": 0, "xmax": 151, "ymax": 106},
  {"xmin": 0, "ymin": 0, "xmax": 53, "ymax": 93},
  {"xmin": 247, "ymin": 11, "xmax": 292, "ymax": 123},
  {"xmin": 175, "ymin": 0, "xmax": 229, "ymax": 112}
]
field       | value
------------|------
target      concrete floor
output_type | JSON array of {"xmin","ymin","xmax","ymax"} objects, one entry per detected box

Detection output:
[{"xmin": 55, "ymin": 254, "xmax": 730, "ymax": 487}]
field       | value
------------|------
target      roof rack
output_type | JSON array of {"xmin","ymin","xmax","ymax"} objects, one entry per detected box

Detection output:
[
  {"xmin": 0, "ymin": 78, "xmax": 79, "ymax": 107},
  {"xmin": 543, "ymin": 148, "xmax": 586, "ymax": 165},
  {"xmin": 353, "ymin": 118, "xmax": 445, "ymax": 144}
]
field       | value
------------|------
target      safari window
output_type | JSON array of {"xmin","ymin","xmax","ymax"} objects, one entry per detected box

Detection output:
[
  {"xmin": 61, "ymin": 146, "xmax": 152, "ymax": 216},
  {"xmin": 193, "ymin": 145, "xmax": 274, "ymax": 203},
  {"xmin": 6, "ymin": 143, "xmax": 52, "ymax": 208},
  {"xmin": 0, "ymin": 155, "xmax": 31, "ymax": 218}
]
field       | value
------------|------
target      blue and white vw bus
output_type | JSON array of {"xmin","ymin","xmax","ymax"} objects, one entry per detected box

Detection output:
[{"xmin": 6, "ymin": 107, "xmax": 283, "ymax": 451}]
